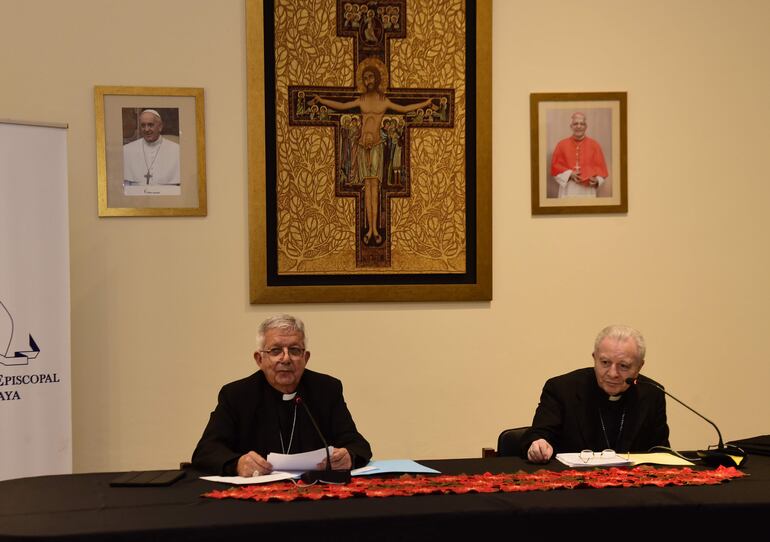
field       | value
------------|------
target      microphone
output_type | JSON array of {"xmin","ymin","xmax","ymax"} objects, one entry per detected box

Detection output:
[
  {"xmin": 625, "ymin": 377, "xmax": 745, "ymax": 467},
  {"xmin": 294, "ymin": 396, "xmax": 351, "ymax": 484}
]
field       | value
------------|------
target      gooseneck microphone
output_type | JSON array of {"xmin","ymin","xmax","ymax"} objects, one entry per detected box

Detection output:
[
  {"xmin": 295, "ymin": 396, "xmax": 352, "ymax": 484},
  {"xmin": 625, "ymin": 377, "xmax": 744, "ymax": 466}
]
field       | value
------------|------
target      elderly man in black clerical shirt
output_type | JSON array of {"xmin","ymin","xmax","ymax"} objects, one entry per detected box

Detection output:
[
  {"xmin": 192, "ymin": 314, "xmax": 372, "ymax": 476},
  {"xmin": 522, "ymin": 325, "xmax": 669, "ymax": 463}
]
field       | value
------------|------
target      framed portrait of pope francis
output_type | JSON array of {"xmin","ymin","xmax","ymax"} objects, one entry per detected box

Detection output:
[
  {"xmin": 95, "ymin": 86, "xmax": 207, "ymax": 217},
  {"xmin": 530, "ymin": 92, "xmax": 628, "ymax": 215}
]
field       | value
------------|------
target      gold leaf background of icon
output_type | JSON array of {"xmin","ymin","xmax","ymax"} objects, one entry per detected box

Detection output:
[{"xmin": 274, "ymin": 0, "xmax": 466, "ymax": 274}]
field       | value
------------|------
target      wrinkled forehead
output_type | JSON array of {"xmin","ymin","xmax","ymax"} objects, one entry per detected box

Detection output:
[
  {"xmin": 570, "ymin": 113, "xmax": 586, "ymax": 125},
  {"xmin": 264, "ymin": 327, "xmax": 305, "ymax": 345},
  {"xmin": 595, "ymin": 337, "xmax": 640, "ymax": 362}
]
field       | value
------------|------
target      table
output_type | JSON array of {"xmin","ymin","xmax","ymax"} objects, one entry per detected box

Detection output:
[{"xmin": 2, "ymin": 454, "xmax": 768, "ymax": 540}]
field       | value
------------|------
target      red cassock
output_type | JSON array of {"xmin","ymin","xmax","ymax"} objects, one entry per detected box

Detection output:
[{"xmin": 550, "ymin": 136, "xmax": 608, "ymax": 185}]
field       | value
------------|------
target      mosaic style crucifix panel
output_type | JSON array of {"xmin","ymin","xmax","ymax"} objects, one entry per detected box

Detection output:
[{"xmin": 288, "ymin": 0, "xmax": 455, "ymax": 267}]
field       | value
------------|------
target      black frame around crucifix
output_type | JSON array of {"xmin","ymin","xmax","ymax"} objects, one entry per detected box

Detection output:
[{"xmin": 247, "ymin": 0, "xmax": 491, "ymax": 303}]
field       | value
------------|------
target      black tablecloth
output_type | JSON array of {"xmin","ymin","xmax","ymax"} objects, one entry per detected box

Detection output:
[{"xmin": 1, "ymin": 455, "xmax": 768, "ymax": 540}]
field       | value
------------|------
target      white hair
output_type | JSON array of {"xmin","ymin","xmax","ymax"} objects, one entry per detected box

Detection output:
[
  {"xmin": 594, "ymin": 325, "xmax": 645, "ymax": 362},
  {"xmin": 256, "ymin": 314, "xmax": 307, "ymax": 350}
]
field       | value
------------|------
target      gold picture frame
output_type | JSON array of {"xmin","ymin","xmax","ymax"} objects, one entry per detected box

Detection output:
[
  {"xmin": 530, "ymin": 92, "xmax": 628, "ymax": 215},
  {"xmin": 95, "ymin": 86, "xmax": 207, "ymax": 217},
  {"xmin": 247, "ymin": 0, "xmax": 492, "ymax": 303}
]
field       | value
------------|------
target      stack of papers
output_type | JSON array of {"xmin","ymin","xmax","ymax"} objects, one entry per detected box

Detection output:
[
  {"xmin": 267, "ymin": 448, "xmax": 332, "ymax": 471},
  {"xmin": 556, "ymin": 452, "xmax": 695, "ymax": 468},
  {"xmin": 201, "ymin": 454, "xmax": 440, "ymax": 485},
  {"xmin": 556, "ymin": 453, "xmax": 632, "ymax": 467},
  {"xmin": 202, "ymin": 471, "xmax": 299, "ymax": 485},
  {"xmin": 201, "ymin": 448, "xmax": 331, "ymax": 485},
  {"xmin": 352, "ymin": 459, "xmax": 440, "ymax": 476}
]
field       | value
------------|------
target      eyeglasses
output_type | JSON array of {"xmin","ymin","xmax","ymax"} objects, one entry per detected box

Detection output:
[
  {"xmin": 579, "ymin": 449, "xmax": 617, "ymax": 463},
  {"xmin": 261, "ymin": 346, "xmax": 305, "ymax": 360}
]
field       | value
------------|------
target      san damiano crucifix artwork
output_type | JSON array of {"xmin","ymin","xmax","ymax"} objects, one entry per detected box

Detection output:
[{"xmin": 284, "ymin": 0, "xmax": 462, "ymax": 271}]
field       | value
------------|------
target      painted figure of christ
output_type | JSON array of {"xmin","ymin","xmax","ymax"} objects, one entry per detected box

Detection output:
[{"xmin": 311, "ymin": 57, "xmax": 433, "ymax": 245}]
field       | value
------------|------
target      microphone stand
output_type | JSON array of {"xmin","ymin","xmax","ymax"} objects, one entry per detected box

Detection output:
[
  {"xmin": 295, "ymin": 396, "xmax": 351, "ymax": 484},
  {"xmin": 626, "ymin": 377, "xmax": 745, "ymax": 467}
]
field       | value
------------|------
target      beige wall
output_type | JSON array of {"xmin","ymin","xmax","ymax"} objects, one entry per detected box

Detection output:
[{"xmin": 3, "ymin": 0, "xmax": 769, "ymax": 472}]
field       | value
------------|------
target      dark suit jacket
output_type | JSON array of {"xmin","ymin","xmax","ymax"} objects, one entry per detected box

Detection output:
[
  {"xmin": 192, "ymin": 369, "xmax": 372, "ymax": 474},
  {"xmin": 521, "ymin": 368, "xmax": 669, "ymax": 457}
]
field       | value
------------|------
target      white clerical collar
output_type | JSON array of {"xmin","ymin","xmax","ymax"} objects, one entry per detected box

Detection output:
[
  {"xmin": 282, "ymin": 392, "xmax": 297, "ymax": 401},
  {"xmin": 608, "ymin": 394, "xmax": 622, "ymax": 402}
]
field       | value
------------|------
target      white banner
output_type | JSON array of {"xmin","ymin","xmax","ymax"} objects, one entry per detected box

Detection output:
[{"xmin": 0, "ymin": 122, "xmax": 71, "ymax": 480}]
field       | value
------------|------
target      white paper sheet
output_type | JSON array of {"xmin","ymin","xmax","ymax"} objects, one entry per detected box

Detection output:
[
  {"xmin": 351, "ymin": 460, "xmax": 441, "ymax": 476},
  {"xmin": 201, "ymin": 471, "xmax": 300, "ymax": 485},
  {"xmin": 556, "ymin": 453, "xmax": 632, "ymax": 467},
  {"xmin": 267, "ymin": 447, "xmax": 333, "ymax": 471}
]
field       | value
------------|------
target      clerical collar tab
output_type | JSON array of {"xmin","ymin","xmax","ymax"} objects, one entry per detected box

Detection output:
[
  {"xmin": 282, "ymin": 392, "xmax": 297, "ymax": 401},
  {"xmin": 608, "ymin": 394, "xmax": 622, "ymax": 402}
]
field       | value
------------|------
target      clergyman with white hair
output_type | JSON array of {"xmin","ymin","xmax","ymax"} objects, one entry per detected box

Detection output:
[
  {"xmin": 522, "ymin": 324, "xmax": 669, "ymax": 463},
  {"xmin": 192, "ymin": 314, "xmax": 372, "ymax": 476}
]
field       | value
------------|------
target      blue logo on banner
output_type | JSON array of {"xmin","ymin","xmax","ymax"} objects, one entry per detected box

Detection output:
[{"xmin": 1, "ymin": 300, "xmax": 40, "ymax": 366}]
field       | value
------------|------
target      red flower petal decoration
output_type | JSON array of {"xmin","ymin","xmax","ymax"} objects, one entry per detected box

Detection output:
[{"xmin": 202, "ymin": 466, "xmax": 746, "ymax": 503}]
